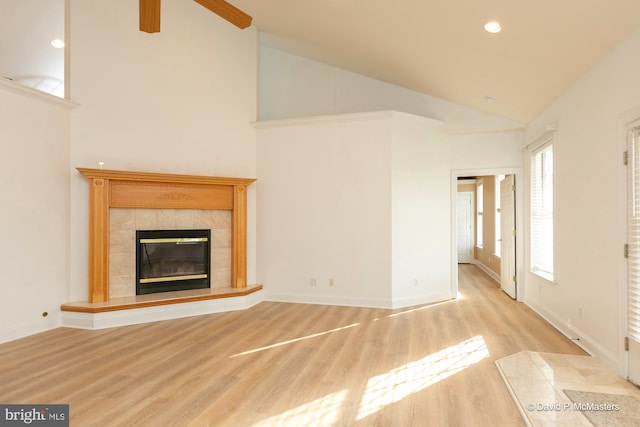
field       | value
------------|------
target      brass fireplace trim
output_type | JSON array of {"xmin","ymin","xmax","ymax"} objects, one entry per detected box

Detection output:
[{"xmin": 78, "ymin": 168, "xmax": 256, "ymax": 303}]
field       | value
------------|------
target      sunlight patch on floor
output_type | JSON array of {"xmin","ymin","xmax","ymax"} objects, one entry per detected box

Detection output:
[
  {"xmin": 252, "ymin": 390, "xmax": 348, "ymax": 427},
  {"xmin": 356, "ymin": 335, "xmax": 489, "ymax": 420},
  {"xmin": 230, "ymin": 323, "xmax": 360, "ymax": 357}
]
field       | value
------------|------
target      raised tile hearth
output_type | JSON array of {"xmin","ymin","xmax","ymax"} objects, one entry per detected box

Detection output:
[
  {"xmin": 61, "ymin": 285, "xmax": 263, "ymax": 313},
  {"xmin": 60, "ymin": 285, "xmax": 263, "ymax": 330}
]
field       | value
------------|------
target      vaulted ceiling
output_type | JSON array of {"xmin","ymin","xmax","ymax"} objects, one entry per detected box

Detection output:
[
  {"xmin": 230, "ymin": 0, "xmax": 640, "ymax": 123},
  {"xmin": 3, "ymin": 0, "xmax": 640, "ymax": 123}
]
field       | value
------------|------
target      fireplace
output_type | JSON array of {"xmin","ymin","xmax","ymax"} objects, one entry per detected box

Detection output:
[
  {"xmin": 76, "ymin": 168, "xmax": 255, "ymax": 303},
  {"xmin": 136, "ymin": 229, "xmax": 211, "ymax": 295}
]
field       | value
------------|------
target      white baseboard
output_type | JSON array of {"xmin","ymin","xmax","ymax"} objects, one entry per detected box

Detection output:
[
  {"xmin": 263, "ymin": 292, "xmax": 393, "ymax": 308},
  {"xmin": 61, "ymin": 290, "xmax": 264, "ymax": 330},
  {"xmin": 0, "ymin": 315, "xmax": 61, "ymax": 345},
  {"xmin": 390, "ymin": 291, "xmax": 456, "ymax": 309},
  {"xmin": 474, "ymin": 261, "xmax": 501, "ymax": 284},
  {"xmin": 525, "ymin": 298, "xmax": 619, "ymax": 374},
  {"xmin": 263, "ymin": 290, "xmax": 456, "ymax": 310}
]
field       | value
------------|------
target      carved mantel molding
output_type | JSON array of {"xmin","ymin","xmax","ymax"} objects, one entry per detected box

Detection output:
[{"xmin": 77, "ymin": 168, "xmax": 256, "ymax": 303}]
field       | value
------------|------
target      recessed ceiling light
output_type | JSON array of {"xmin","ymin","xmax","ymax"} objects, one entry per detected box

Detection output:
[
  {"xmin": 486, "ymin": 96, "xmax": 496, "ymax": 103},
  {"xmin": 51, "ymin": 39, "xmax": 65, "ymax": 49},
  {"xmin": 484, "ymin": 21, "xmax": 502, "ymax": 34}
]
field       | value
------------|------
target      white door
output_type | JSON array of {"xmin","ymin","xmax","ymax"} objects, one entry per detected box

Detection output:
[
  {"xmin": 626, "ymin": 125, "xmax": 640, "ymax": 385},
  {"xmin": 457, "ymin": 192, "xmax": 474, "ymax": 263},
  {"xmin": 500, "ymin": 175, "xmax": 517, "ymax": 299}
]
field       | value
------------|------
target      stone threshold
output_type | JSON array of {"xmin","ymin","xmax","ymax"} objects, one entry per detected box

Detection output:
[{"xmin": 61, "ymin": 285, "xmax": 263, "ymax": 314}]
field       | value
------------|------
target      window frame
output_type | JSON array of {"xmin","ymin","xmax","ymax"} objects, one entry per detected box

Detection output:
[{"xmin": 529, "ymin": 137, "xmax": 555, "ymax": 282}]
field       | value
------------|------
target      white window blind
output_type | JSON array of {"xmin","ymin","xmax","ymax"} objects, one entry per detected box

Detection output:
[
  {"xmin": 628, "ymin": 126, "xmax": 640, "ymax": 340},
  {"xmin": 530, "ymin": 142, "xmax": 554, "ymax": 278}
]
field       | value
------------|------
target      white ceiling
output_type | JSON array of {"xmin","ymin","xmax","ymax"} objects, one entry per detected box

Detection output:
[{"xmin": 3, "ymin": 1, "xmax": 640, "ymax": 123}]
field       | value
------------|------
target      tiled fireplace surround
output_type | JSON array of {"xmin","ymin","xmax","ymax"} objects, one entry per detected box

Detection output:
[
  {"xmin": 109, "ymin": 208, "xmax": 231, "ymax": 298},
  {"xmin": 60, "ymin": 168, "xmax": 260, "ymax": 324}
]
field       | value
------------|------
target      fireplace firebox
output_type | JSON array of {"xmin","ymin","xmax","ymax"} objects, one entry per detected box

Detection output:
[{"xmin": 136, "ymin": 229, "xmax": 211, "ymax": 295}]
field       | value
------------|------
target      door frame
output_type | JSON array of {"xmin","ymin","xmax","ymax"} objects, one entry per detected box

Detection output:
[{"xmin": 451, "ymin": 167, "xmax": 524, "ymax": 301}]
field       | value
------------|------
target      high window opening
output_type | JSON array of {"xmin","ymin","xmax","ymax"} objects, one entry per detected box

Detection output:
[{"xmin": 0, "ymin": 0, "xmax": 65, "ymax": 97}]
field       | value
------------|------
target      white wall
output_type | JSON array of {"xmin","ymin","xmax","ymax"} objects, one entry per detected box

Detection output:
[
  {"xmin": 259, "ymin": 45, "xmax": 524, "ymax": 133},
  {"xmin": 256, "ymin": 112, "xmax": 394, "ymax": 307},
  {"xmin": 256, "ymin": 110, "xmax": 524, "ymax": 308},
  {"xmin": 391, "ymin": 113, "xmax": 453, "ymax": 305},
  {"xmin": 0, "ymin": 82, "xmax": 72, "ymax": 343},
  {"xmin": 68, "ymin": 0, "xmax": 258, "ymax": 301},
  {"xmin": 448, "ymin": 131, "xmax": 526, "ymax": 171},
  {"xmin": 525, "ymin": 26, "xmax": 640, "ymax": 374}
]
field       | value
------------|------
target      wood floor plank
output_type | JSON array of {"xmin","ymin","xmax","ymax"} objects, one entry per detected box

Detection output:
[{"xmin": 0, "ymin": 265, "xmax": 585, "ymax": 426}]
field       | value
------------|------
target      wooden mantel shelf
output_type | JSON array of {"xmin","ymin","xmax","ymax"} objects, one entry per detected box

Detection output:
[
  {"xmin": 75, "ymin": 168, "xmax": 256, "ymax": 304},
  {"xmin": 76, "ymin": 168, "xmax": 256, "ymax": 187}
]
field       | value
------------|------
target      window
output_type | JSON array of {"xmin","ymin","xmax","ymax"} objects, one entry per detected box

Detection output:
[
  {"xmin": 628, "ymin": 126, "xmax": 640, "ymax": 339},
  {"xmin": 476, "ymin": 179, "xmax": 483, "ymax": 247},
  {"xmin": 530, "ymin": 141, "xmax": 554, "ymax": 279},
  {"xmin": 627, "ymin": 124, "xmax": 640, "ymax": 383}
]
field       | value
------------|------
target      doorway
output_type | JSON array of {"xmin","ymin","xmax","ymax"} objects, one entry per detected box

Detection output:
[
  {"xmin": 499, "ymin": 174, "xmax": 517, "ymax": 299},
  {"xmin": 451, "ymin": 168, "xmax": 524, "ymax": 302}
]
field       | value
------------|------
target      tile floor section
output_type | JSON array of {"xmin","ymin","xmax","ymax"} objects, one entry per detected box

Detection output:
[{"xmin": 495, "ymin": 351, "xmax": 640, "ymax": 426}]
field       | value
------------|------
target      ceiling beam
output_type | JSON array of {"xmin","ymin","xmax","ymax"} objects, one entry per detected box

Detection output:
[
  {"xmin": 140, "ymin": 0, "xmax": 161, "ymax": 33},
  {"xmin": 193, "ymin": 0, "xmax": 253, "ymax": 29}
]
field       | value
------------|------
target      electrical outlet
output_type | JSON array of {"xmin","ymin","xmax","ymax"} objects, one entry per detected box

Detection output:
[
  {"xmin": 329, "ymin": 278, "xmax": 334, "ymax": 287},
  {"xmin": 310, "ymin": 278, "xmax": 317, "ymax": 286},
  {"xmin": 413, "ymin": 279, "xmax": 419, "ymax": 286}
]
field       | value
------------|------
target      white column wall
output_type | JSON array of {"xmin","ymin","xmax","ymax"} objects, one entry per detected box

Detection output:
[
  {"xmin": 256, "ymin": 112, "xmax": 394, "ymax": 307},
  {"xmin": 0, "ymin": 84, "xmax": 72, "ymax": 343},
  {"xmin": 391, "ymin": 112, "xmax": 453, "ymax": 306}
]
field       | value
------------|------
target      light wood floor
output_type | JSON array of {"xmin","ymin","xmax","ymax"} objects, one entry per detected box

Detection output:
[{"xmin": 0, "ymin": 265, "xmax": 586, "ymax": 426}]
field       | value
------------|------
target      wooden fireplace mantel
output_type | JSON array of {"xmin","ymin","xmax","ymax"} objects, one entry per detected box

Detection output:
[{"xmin": 77, "ymin": 167, "xmax": 256, "ymax": 303}]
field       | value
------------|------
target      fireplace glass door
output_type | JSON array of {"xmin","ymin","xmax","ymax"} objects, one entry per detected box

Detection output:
[{"xmin": 136, "ymin": 229, "xmax": 211, "ymax": 295}]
